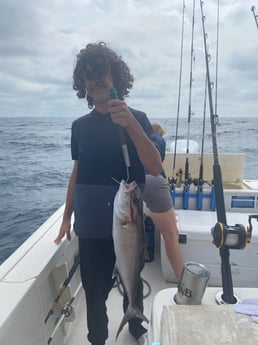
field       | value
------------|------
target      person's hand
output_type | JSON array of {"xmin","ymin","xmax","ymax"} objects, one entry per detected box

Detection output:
[
  {"xmin": 54, "ymin": 217, "xmax": 72, "ymax": 245},
  {"xmin": 108, "ymin": 99, "xmax": 133, "ymax": 128}
]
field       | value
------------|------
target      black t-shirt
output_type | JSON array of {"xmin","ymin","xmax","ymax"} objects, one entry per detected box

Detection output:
[{"xmin": 71, "ymin": 108, "xmax": 153, "ymax": 239}]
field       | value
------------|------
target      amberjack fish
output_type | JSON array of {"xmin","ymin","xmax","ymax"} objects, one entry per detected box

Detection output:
[{"xmin": 112, "ymin": 180, "xmax": 149, "ymax": 339}]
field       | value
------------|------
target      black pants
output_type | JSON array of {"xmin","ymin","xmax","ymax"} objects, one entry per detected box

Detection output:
[{"xmin": 79, "ymin": 238, "xmax": 146, "ymax": 345}]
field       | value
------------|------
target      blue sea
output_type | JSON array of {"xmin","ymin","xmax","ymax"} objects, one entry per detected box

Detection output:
[{"xmin": 0, "ymin": 116, "xmax": 258, "ymax": 265}]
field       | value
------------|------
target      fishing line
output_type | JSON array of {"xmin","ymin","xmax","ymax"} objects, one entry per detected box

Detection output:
[
  {"xmin": 200, "ymin": 0, "xmax": 235, "ymax": 304},
  {"xmin": 114, "ymin": 275, "xmax": 152, "ymax": 299}
]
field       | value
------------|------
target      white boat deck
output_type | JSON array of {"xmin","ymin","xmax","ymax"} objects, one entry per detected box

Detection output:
[{"xmin": 65, "ymin": 232, "xmax": 176, "ymax": 345}]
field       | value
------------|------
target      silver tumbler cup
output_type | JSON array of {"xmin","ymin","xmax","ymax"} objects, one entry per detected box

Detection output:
[{"xmin": 174, "ymin": 261, "xmax": 210, "ymax": 305}]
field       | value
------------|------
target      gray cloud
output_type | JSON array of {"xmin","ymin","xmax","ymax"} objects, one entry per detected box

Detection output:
[{"xmin": 0, "ymin": 0, "xmax": 257, "ymax": 118}]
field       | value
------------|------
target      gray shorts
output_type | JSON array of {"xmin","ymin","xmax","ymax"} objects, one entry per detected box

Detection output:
[{"xmin": 143, "ymin": 174, "xmax": 173, "ymax": 213}]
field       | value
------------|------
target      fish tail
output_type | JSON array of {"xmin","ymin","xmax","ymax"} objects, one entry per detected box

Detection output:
[{"xmin": 115, "ymin": 305, "xmax": 149, "ymax": 340}]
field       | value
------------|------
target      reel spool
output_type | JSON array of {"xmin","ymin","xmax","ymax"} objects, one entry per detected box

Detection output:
[{"xmin": 211, "ymin": 215, "xmax": 258, "ymax": 249}]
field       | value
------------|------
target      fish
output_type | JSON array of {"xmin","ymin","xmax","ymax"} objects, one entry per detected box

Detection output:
[{"xmin": 112, "ymin": 180, "xmax": 149, "ymax": 339}]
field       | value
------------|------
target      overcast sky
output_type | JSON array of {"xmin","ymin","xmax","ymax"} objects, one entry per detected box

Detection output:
[{"xmin": 1, "ymin": 0, "xmax": 258, "ymax": 119}]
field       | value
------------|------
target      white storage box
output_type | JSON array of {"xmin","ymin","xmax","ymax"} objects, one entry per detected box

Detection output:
[
  {"xmin": 149, "ymin": 287, "xmax": 258, "ymax": 345},
  {"xmin": 161, "ymin": 209, "xmax": 258, "ymax": 287}
]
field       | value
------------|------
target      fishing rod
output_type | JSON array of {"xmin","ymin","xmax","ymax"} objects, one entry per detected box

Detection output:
[
  {"xmin": 195, "ymin": 1, "xmax": 219, "ymax": 211},
  {"xmin": 194, "ymin": 72, "xmax": 208, "ymax": 210},
  {"xmin": 200, "ymin": 0, "xmax": 235, "ymax": 304},
  {"xmin": 183, "ymin": 0, "xmax": 196, "ymax": 210},
  {"xmin": 108, "ymin": 87, "xmax": 131, "ymax": 182},
  {"xmin": 200, "ymin": 0, "xmax": 256, "ymax": 305},
  {"xmin": 210, "ymin": 0, "xmax": 220, "ymax": 210},
  {"xmin": 44, "ymin": 254, "xmax": 80, "ymax": 324},
  {"xmin": 47, "ymin": 282, "xmax": 82, "ymax": 345},
  {"xmin": 169, "ymin": 0, "xmax": 186, "ymax": 205},
  {"xmin": 200, "ymin": 1, "xmax": 226, "ymax": 223},
  {"xmin": 214, "ymin": 0, "xmax": 220, "ymax": 118},
  {"xmin": 251, "ymin": 5, "xmax": 258, "ymax": 29}
]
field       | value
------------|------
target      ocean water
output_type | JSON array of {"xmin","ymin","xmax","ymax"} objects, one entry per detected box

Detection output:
[{"xmin": 0, "ymin": 116, "xmax": 258, "ymax": 265}]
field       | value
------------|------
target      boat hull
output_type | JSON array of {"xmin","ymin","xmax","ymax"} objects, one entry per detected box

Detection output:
[{"xmin": 0, "ymin": 205, "xmax": 82, "ymax": 345}]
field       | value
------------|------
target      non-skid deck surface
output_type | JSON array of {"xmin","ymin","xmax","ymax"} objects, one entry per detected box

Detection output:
[{"xmin": 65, "ymin": 234, "xmax": 175, "ymax": 345}]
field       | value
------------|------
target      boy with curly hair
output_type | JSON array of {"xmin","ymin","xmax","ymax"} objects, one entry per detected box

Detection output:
[{"xmin": 55, "ymin": 42, "xmax": 162, "ymax": 345}]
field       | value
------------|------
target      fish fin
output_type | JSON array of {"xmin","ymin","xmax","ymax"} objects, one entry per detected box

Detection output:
[{"xmin": 115, "ymin": 305, "xmax": 149, "ymax": 340}]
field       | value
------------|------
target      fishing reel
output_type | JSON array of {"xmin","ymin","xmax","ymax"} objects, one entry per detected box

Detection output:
[
  {"xmin": 211, "ymin": 215, "xmax": 258, "ymax": 249},
  {"xmin": 168, "ymin": 168, "xmax": 183, "ymax": 188},
  {"xmin": 193, "ymin": 177, "xmax": 207, "ymax": 187}
]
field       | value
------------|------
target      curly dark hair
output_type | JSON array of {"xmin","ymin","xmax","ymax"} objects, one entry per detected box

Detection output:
[{"xmin": 73, "ymin": 41, "xmax": 134, "ymax": 109}]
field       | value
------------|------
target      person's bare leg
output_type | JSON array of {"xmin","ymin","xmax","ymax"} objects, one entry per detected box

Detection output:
[{"xmin": 151, "ymin": 208, "xmax": 184, "ymax": 282}]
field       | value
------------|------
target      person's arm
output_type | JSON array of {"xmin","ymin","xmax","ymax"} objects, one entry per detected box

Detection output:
[
  {"xmin": 109, "ymin": 99, "xmax": 162, "ymax": 176},
  {"xmin": 154, "ymin": 133, "xmax": 166, "ymax": 162},
  {"xmin": 54, "ymin": 160, "xmax": 78, "ymax": 244},
  {"xmin": 126, "ymin": 116, "xmax": 162, "ymax": 176}
]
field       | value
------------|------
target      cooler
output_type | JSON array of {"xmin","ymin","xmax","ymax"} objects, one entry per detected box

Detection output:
[
  {"xmin": 149, "ymin": 287, "xmax": 258, "ymax": 345},
  {"xmin": 160, "ymin": 209, "xmax": 258, "ymax": 287}
]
